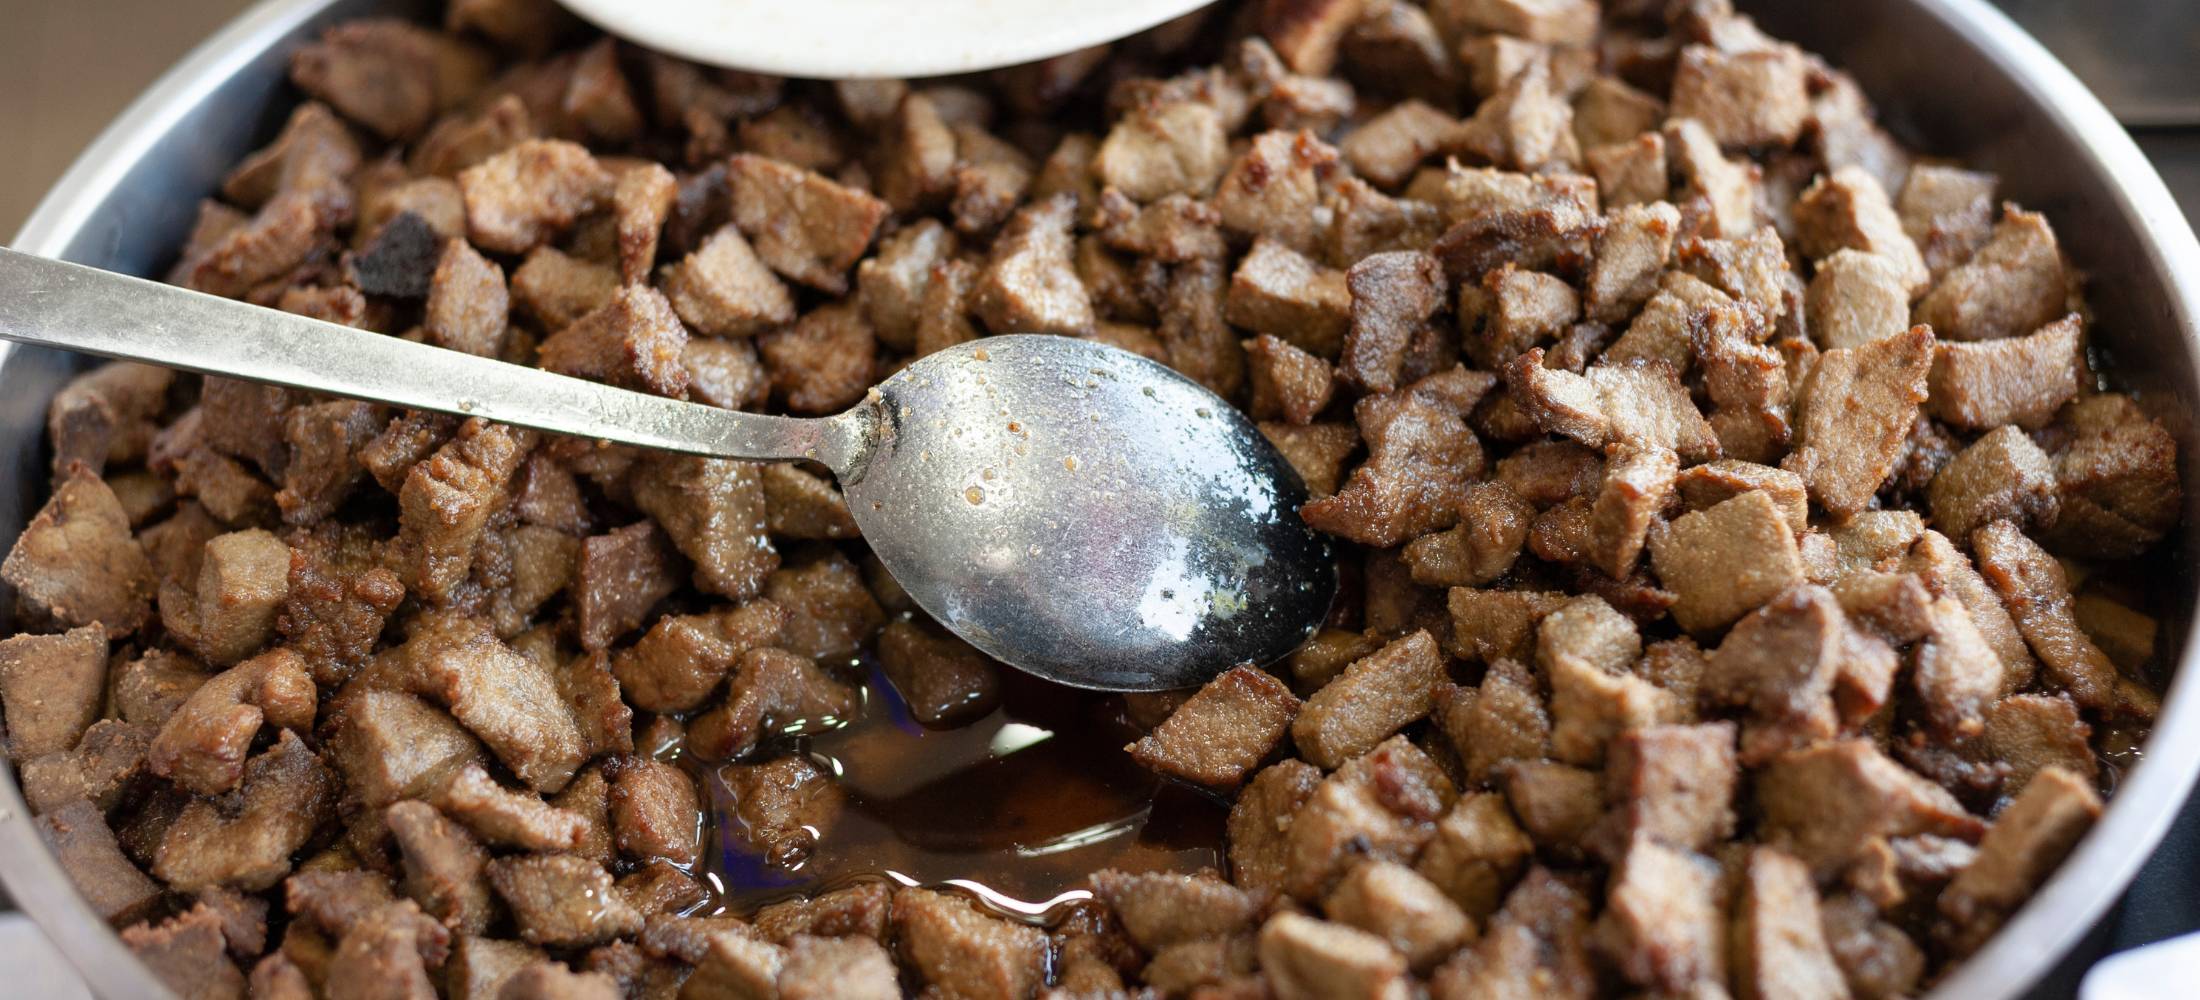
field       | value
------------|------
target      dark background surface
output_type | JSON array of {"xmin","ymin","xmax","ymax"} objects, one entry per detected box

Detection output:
[{"xmin": 0, "ymin": 0, "xmax": 2195, "ymax": 995}]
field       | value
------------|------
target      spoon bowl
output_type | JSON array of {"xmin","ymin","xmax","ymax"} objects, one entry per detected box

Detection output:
[
  {"xmin": 847, "ymin": 336, "xmax": 1336, "ymax": 691},
  {"xmin": 554, "ymin": 0, "xmax": 1215, "ymax": 79}
]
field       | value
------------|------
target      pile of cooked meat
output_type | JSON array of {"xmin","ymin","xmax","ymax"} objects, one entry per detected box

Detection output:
[{"xmin": 0, "ymin": 0, "xmax": 2181, "ymax": 996}]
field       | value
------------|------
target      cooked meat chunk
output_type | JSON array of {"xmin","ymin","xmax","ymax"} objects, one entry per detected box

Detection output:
[
  {"xmin": 1342, "ymin": 101, "xmax": 1455, "ymax": 190},
  {"xmin": 1733, "ymin": 847, "xmax": 1849, "ymax": 1000},
  {"xmin": 458, "ymin": 140, "xmax": 611, "ymax": 254},
  {"xmin": 1899, "ymin": 164, "xmax": 1998, "ymax": 277},
  {"xmin": 149, "ymin": 648, "xmax": 315, "ymax": 796},
  {"xmin": 1258, "ymin": 912, "xmax": 1412, "ymax": 1000},
  {"xmin": 1438, "ymin": 657, "xmax": 1552, "ymax": 782},
  {"xmin": 46, "ymin": 362, "xmax": 172, "ymax": 478},
  {"xmin": 1402, "ymin": 481, "xmax": 1533, "ymax": 587},
  {"xmin": 1783, "ymin": 325, "xmax": 1934, "ymax": 516},
  {"xmin": 659, "ymin": 225, "xmax": 795, "ymax": 337},
  {"xmin": 1756, "ymin": 739, "xmax": 1981, "ymax": 879},
  {"xmin": 892, "ymin": 886, "xmax": 1048, "ymax": 1000},
  {"xmin": 1293, "ymin": 631, "xmax": 1442, "ymax": 769},
  {"xmin": 1129, "ymin": 665, "xmax": 1302, "ymax": 789},
  {"xmin": 19, "ymin": 718, "xmax": 155, "ymax": 815},
  {"xmin": 1339, "ymin": 251, "xmax": 1444, "ymax": 394},
  {"xmin": 1303, "ymin": 367, "xmax": 1492, "ymax": 546},
  {"xmin": 1094, "ymin": 100, "xmax": 1228, "ymax": 203},
  {"xmin": 1507, "ymin": 354, "xmax": 1720, "ymax": 462},
  {"xmin": 1670, "ymin": 43, "xmax": 1810, "ymax": 149},
  {"xmin": 1228, "ymin": 759, "xmax": 1325, "ymax": 895},
  {"xmin": 423, "ymin": 239, "xmax": 508, "ymax": 357},
  {"xmin": 688, "ymin": 646, "xmax": 859, "ymax": 760},
  {"xmin": 537, "ymin": 284, "xmax": 691, "ymax": 397},
  {"xmin": 1245, "ymin": 333, "xmax": 1338, "ymax": 425},
  {"xmin": 487, "ymin": 854, "xmax": 644, "ymax": 948},
  {"xmin": 1983, "ymin": 693, "xmax": 2097, "ymax": 794},
  {"xmin": 1916, "ymin": 206, "xmax": 2068, "ymax": 342},
  {"xmin": 606, "ymin": 758, "xmax": 700, "ymax": 865},
  {"xmin": 1939, "ymin": 766, "xmax": 2100, "ymax": 954},
  {"xmin": 1926, "ymin": 313, "xmax": 2080, "ymax": 430},
  {"xmin": 1904, "ymin": 528, "xmax": 2038, "ymax": 690},
  {"xmin": 0, "ymin": 625, "xmax": 107, "ymax": 758},
  {"xmin": 779, "ymin": 934, "xmax": 898, "ymax": 1000},
  {"xmin": 718, "ymin": 756, "xmax": 844, "ymax": 865},
  {"xmin": 1704, "ymin": 585, "xmax": 1885, "ymax": 763},
  {"xmin": 630, "ymin": 455, "xmax": 775, "ymax": 600},
  {"xmin": 1426, "ymin": 867, "xmax": 1596, "ymax": 999},
  {"xmin": 388, "ymin": 800, "xmax": 496, "ymax": 935},
  {"xmin": 38, "ymin": 799, "xmax": 162, "ymax": 924},
  {"xmin": 971, "ymin": 193, "xmax": 1095, "ymax": 336},
  {"xmin": 1216, "ymin": 129, "xmax": 1341, "ymax": 255},
  {"xmin": 153, "ymin": 731, "xmax": 339, "ymax": 892},
  {"xmin": 1915, "ymin": 596, "xmax": 2003, "ymax": 738},
  {"xmin": 1971, "ymin": 520, "xmax": 2119, "ymax": 712},
  {"xmin": 379, "ymin": 615, "xmax": 586, "ymax": 792},
  {"xmin": 1807, "ymin": 248, "xmax": 1911, "ymax": 350},
  {"xmin": 856, "ymin": 219, "xmax": 957, "ymax": 350},
  {"xmin": 3, "ymin": 467, "xmax": 155, "ymax": 637},
  {"xmin": 1090, "ymin": 868, "xmax": 1260, "ymax": 950},
  {"xmin": 1586, "ymin": 446, "xmax": 1677, "ymax": 579},
  {"xmin": 612, "ymin": 599, "xmax": 785, "ymax": 713},
  {"xmin": 1648, "ymin": 490, "xmax": 1804, "ymax": 636},
  {"xmin": 1928, "ymin": 425, "xmax": 2058, "ymax": 540},
  {"xmin": 1584, "ymin": 202, "xmax": 1680, "ymax": 325},
  {"xmin": 2047, "ymin": 393, "xmax": 2181, "ymax": 557},
  {"xmin": 1793, "ymin": 166, "xmax": 1929, "ymax": 294},
  {"xmin": 1450, "ymin": 60, "xmax": 1578, "ymax": 173},
  {"xmin": 574, "ymin": 522, "xmax": 681, "ymax": 650},
  {"xmin": 123, "ymin": 904, "xmax": 248, "ymax": 1000},
  {"xmin": 1603, "ymin": 722, "xmax": 1738, "ymax": 853},
  {"xmin": 726, "ymin": 153, "xmax": 889, "ymax": 294},
  {"xmin": 1595, "ymin": 837, "xmax": 1725, "ymax": 993},
  {"xmin": 161, "ymin": 528, "xmax": 293, "ymax": 667},
  {"xmin": 1324, "ymin": 859, "xmax": 1472, "ymax": 970},
  {"xmin": 434, "ymin": 761, "xmax": 588, "ymax": 850}
]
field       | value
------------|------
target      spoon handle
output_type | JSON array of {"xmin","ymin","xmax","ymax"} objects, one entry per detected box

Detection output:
[{"xmin": 0, "ymin": 248, "xmax": 870, "ymax": 473}]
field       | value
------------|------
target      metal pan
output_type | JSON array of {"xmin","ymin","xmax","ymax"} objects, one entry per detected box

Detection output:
[{"xmin": 4, "ymin": 0, "xmax": 2197, "ymax": 995}]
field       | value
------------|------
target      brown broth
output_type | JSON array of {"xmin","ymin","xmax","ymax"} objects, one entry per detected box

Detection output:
[{"xmin": 681, "ymin": 660, "xmax": 1227, "ymax": 921}]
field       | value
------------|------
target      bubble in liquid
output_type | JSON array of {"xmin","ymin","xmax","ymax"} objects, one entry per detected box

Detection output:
[{"xmin": 964, "ymin": 485, "xmax": 985, "ymax": 505}]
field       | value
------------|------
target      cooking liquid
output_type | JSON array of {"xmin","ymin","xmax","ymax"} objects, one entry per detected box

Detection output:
[{"xmin": 675, "ymin": 658, "xmax": 1227, "ymax": 923}]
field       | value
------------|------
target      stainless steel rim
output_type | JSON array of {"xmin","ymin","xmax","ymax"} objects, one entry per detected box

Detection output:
[{"xmin": 2, "ymin": 0, "xmax": 2197, "ymax": 997}]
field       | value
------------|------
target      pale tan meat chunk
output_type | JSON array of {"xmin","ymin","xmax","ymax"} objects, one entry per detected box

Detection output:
[
  {"xmin": 510, "ymin": 247, "xmax": 618, "ymax": 332},
  {"xmin": 1916, "ymin": 206, "xmax": 2068, "ymax": 342},
  {"xmin": 1506, "ymin": 355, "xmax": 1720, "ymax": 463},
  {"xmin": 1213, "ymin": 129, "xmax": 1341, "ymax": 253},
  {"xmin": 487, "ymin": 854, "xmax": 643, "ymax": 948},
  {"xmin": 1808, "ymin": 248, "xmax": 1912, "ymax": 350},
  {"xmin": 1425, "ymin": 867, "xmax": 1596, "ymax": 1000},
  {"xmin": 1586, "ymin": 131, "xmax": 1669, "ymax": 209},
  {"xmin": 1323, "ymin": 860, "xmax": 1473, "ymax": 971},
  {"xmin": 1603, "ymin": 722, "xmax": 1737, "ymax": 853},
  {"xmin": 1245, "ymin": 333, "xmax": 1337, "ymax": 425},
  {"xmin": 1938, "ymin": 766, "xmax": 2100, "ymax": 955},
  {"xmin": 855, "ymin": 219, "xmax": 957, "ymax": 351},
  {"xmin": 1595, "ymin": 837, "xmax": 1725, "ymax": 993},
  {"xmin": 629, "ymin": 454, "xmax": 775, "ymax": 600},
  {"xmin": 1587, "ymin": 446, "xmax": 1677, "ymax": 579},
  {"xmin": 1904, "ymin": 528, "xmax": 2037, "ymax": 692},
  {"xmin": 1981, "ymin": 693, "xmax": 2096, "ymax": 796},
  {"xmin": 1898, "ymin": 164, "xmax": 1998, "ymax": 279},
  {"xmin": 536, "ymin": 284, "xmax": 692, "ymax": 397},
  {"xmin": 1927, "ymin": 425, "xmax": 2058, "ymax": 540},
  {"xmin": 1414, "ymin": 792, "xmax": 1533, "ymax": 921},
  {"xmin": 1292, "ymin": 630, "xmax": 1443, "ymax": 769},
  {"xmin": 892, "ymin": 886, "xmax": 1048, "ymax": 1000},
  {"xmin": 38, "ymin": 798, "xmax": 162, "ymax": 924},
  {"xmin": 122, "ymin": 905, "xmax": 248, "ymax": 1000},
  {"xmin": 1437, "ymin": 658, "xmax": 1551, "ymax": 783},
  {"xmin": 970, "ymin": 193, "xmax": 1095, "ymax": 336},
  {"xmin": 458, "ymin": 139, "xmax": 611, "ymax": 254},
  {"xmin": 1449, "ymin": 60, "xmax": 1578, "ymax": 173},
  {"xmin": 1473, "ymin": 265, "xmax": 1578, "ymax": 366},
  {"xmin": 1094, "ymin": 100, "xmax": 1229, "ymax": 203},
  {"xmin": 1342, "ymin": 101, "xmax": 1456, "ymax": 190},
  {"xmin": 1756, "ymin": 740, "xmax": 1982, "ymax": 879},
  {"xmin": 725, "ymin": 153, "xmax": 888, "ymax": 295},
  {"xmin": 1229, "ymin": 759, "xmax": 1325, "ymax": 895},
  {"xmin": 1128, "ymin": 665, "xmax": 1301, "ymax": 790},
  {"xmin": 1926, "ymin": 313, "xmax": 2081, "ymax": 430},
  {"xmin": 658, "ymin": 225, "xmax": 795, "ymax": 338},
  {"xmin": 153, "ymin": 731, "xmax": 339, "ymax": 892},
  {"xmin": 1302, "ymin": 367, "xmax": 1492, "ymax": 546},
  {"xmin": 1258, "ymin": 912, "xmax": 1412, "ymax": 1000},
  {"xmin": 1089, "ymin": 868, "xmax": 1261, "ymax": 951},
  {"xmin": 874, "ymin": 619, "xmax": 999, "ymax": 727},
  {"xmin": 3, "ymin": 467, "xmax": 155, "ymax": 638},
  {"xmin": 1340, "ymin": 250, "xmax": 1446, "ymax": 393},
  {"xmin": 1915, "ymin": 595, "xmax": 2002, "ymax": 738},
  {"xmin": 1670, "ymin": 43, "xmax": 1811, "ymax": 149},
  {"xmin": 1971, "ymin": 519, "xmax": 2119, "ymax": 712},
  {"xmin": 1733, "ymin": 847, "xmax": 1849, "ymax": 1000},
  {"xmin": 1402, "ymin": 482, "xmax": 1533, "ymax": 588},
  {"xmin": 1783, "ymin": 325, "xmax": 1934, "ymax": 516},
  {"xmin": 149, "ymin": 648, "xmax": 315, "ymax": 796},
  {"xmin": 1226, "ymin": 239, "xmax": 1353, "ymax": 358},
  {"xmin": 0, "ymin": 625, "xmax": 108, "ymax": 759},
  {"xmin": 2047, "ymin": 393, "xmax": 2181, "ymax": 558},
  {"xmin": 1583, "ymin": 202, "xmax": 1680, "ymax": 324},
  {"xmin": 1794, "ymin": 165, "xmax": 1929, "ymax": 294},
  {"xmin": 1572, "ymin": 77, "xmax": 1664, "ymax": 150},
  {"xmin": 757, "ymin": 302, "xmax": 876, "ymax": 414},
  {"xmin": 433, "ymin": 761, "xmax": 588, "ymax": 851},
  {"xmin": 380, "ymin": 615, "xmax": 586, "ymax": 793},
  {"xmin": 387, "ymin": 800, "xmax": 495, "ymax": 935},
  {"xmin": 1648, "ymin": 490, "xmax": 1803, "ymax": 635},
  {"xmin": 1666, "ymin": 118, "xmax": 1758, "ymax": 240}
]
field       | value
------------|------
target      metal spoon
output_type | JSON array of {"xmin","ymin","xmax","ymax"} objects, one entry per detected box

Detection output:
[
  {"xmin": 552, "ymin": 0, "xmax": 1214, "ymax": 79},
  {"xmin": 0, "ymin": 248, "xmax": 1335, "ymax": 691}
]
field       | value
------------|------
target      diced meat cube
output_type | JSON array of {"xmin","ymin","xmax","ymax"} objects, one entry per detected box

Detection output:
[
  {"xmin": 855, "ymin": 219, "xmax": 957, "ymax": 352},
  {"xmin": 872, "ymin": 92, "xmax": 956, "ymax": 212},
  {"xmin": 1604, "ymin": 722, "xmax": 1738, "ymax": 853},
  {"xmin": 1674, "ymin": 460, "xmax": 1807, "ymax": 534},
  {"xmin": 459, "ymin": 139, "xmax": 612, "ymax": 254},
  {"xmin": 1665, "ymin": 118, "xmax": 1758, "ymax": 239},
  {"xmin": 1288, "ymin": 738, "xmax": 1457, "ymax": 897},
  {"xmin": 1928, "ymin": 425, "xmax": 2058, "ymax": 540},
  {"xmin": 751, "ymin": 881, "xmax": 891, "ymax": 944},
  {"xmin": 1939, "ymin": 766, "xmax": 2100, "ymax": 955},
  {"xmin": 1340, "ymin": 251, "xmax": 1445, "ymax": 393},
  {"xmin": 1342, "ymin": 101, "xmax": 1455, "ymax": 190},
  {"xmin": 758, "ymin": 302, "xmax": 877, "ymax": 414},
  {"xmin": 763, "ymin": 548, "xmax": 884, "ymax": 660},
  {"xmin": 154, "ymin": 731, "xmax": 338, "ymax": 892},
  {"xmin": 386, "ymin": 801, "xmax": 496, "ymax": 939},
  {"xmin": 1303, "ymin": 367, "xmax": 1493, "ymax": 546},
  {"xmin": 424, "ymin": 238, "xmax": 509, "ymax": 357},
  {"xmin": 2047, "ymin": 393, "xmax": 2181, "ymax": 558},
  {"xmin": 1784, "ymin": 324, "xmax": 1934, "ymax": 516},
  {"xmin": 1819, "ymin": 891, "xmax": 1926, "ymax": 999},
  {"xmin": 1214, "ymin": 130, "xmax": 1341, "ymax": 253},
  {"xmin": 149, "ymin": 648, "xmax": 315, "ymax": 796},
  {"xmin": 46, "ymin": 362, "xmax": 173, "ymax": 478},
  {"xmin": 1228, "ymin": 759, "xmax": 1325, "ymax": 895},
  {"xmin": 1431, "ymin": 0, "xmax": 1598, "ymax": 45},
  {"xmin": 1402, "ymin": 481, "xmax": 1533, "ymax": 587},
  {"xmin": 18, "ymin": 718, "xmax": 153, "ymax": 815},
  {"xmin": 1450, "ymin": 60, "xmax": 1578, "ymax": 173},
  {"xmin": 685, "ymin": 338, "xmax": 771, "ymax": 412},
  {"xmin": 38, "ymin": 799, "xmax": 162, "ymax": 924},
  {"xmin": 1982, "ymin": 693, "xmax": 2097, "ymax": 796},
  {"xmin": 1916, "ymin": 206, "xmax": 2068, "ymax": 342},
  {"xmin": 612, "ymin": 599, "xmax": 784, "ymax": 713},
  {"xmin": 610, "ymin": 161, "xmax": 676, "ymax": 284},
  {"xmin": 0, "ymin": 625, "xmax": 108, "ymax": 758},
  {"xmin": 1413, "ymin": 792, "xmax": 1533, "ymax": 920},
  {"xmin": 1261, "ymin": 421, "xmax": 1361, "ymax": 498},
  {"xmin": 1732, "ymin": 847, "xmax": 1849, "ymax": 1000},
  {"xmin": 1756, "ymin": 739, "xmax": 1982, "ymax": 879},
  {"xmin": 290, "ymin": 19, "xmax": 484, "ymax": 140},
  {"xmin": 160, "ymin": 528, "xmax": 292, "ymax": 667},
  {"xmin": 488, "ymin": 854, "xmax": 644, "ymax": 948},
  {"xmin": 1089, "ymin": 869, "xmax": 1260, "ymax": 951},
  {"xmin": 1586, "ymin": 446, "xmax": 1677, "ymax": 579},
  {"xmin": 1573, "ymin": 77, "xmax": 1665, "ymax": 150},
  {"xmin": 1324, "ymin": 859, "xmax": 1471, "ymax": 970},
  {"xmin": 1648, "ymin": 490, "xmax": 1803, "ymax": 635},
  {"xmin": 1258, "ymin": 912, "xmax": 1411, "ymax": 1000},
  {"xmin": 1899, "ymin": 164, "xmax": 1998, "ymax": 278},
  {"xmin": 1971, "ymin": 520, "xmax": 2119, "ymax": 712},
  {"xmin": 122, "ymin": 904, "xmax": 248, "ymax": 1000},
  {"xmin": 1927, "ymin": 313, "xmax": 2081, "ymax": 430},
  {"xmin": 606, "ymin": 758, "xmax": 700, "ymax": 866},
  {"xmin": 1806, "ymin": 248, "xmax": 1911, "ymax": 350},
  {"xmin": 1129, "ymin": 665, "xmax": 1302, "ymax": 789},
  {"xmin": 575, "ymin": 521, "xmax": 681, "ymax": 650},
  {"xmin": 1703, "ymin": 584, "xmax": 1888, "ymax": 762},
  {"xmin": 892, "ymin": 887, "xmax": 1048, "ymax": 1000},
  {"xmin": 1508, "ymin": 355, "xmax": 1721, "ymax": 462},
  {"xmin": 1094, "ymin": 189, "xmax": 1226, "ymax": 263},
  {"xmin": 658, "ymin": 225, "xmax": 795, "ymax": 337},
  {"xmin": 537, "ymin": 284, "xmax": 692, "ymax": 397},
  {"xmin": 971, "ymin": 193, "xmax": 1095, "ymax": 336},
  {"xmin": 1915, "ymin": 595, "xmax": 2002, "ymax": 738},
  {"xmin": 1438, "ymin": 658, "xmax": 1552, "ymax": 785},
  {"xmin": 777, "ymin": 934, "xmax": 897, "ymax": 1000},
  {"xmin": 874, "ymin": 619, "xmax": 999, "ymax": 727},
  {"xmin": 1094, "ymin": 100, "xmax": 1229, "ymax": 203},
  {"xmin": 726, "ymin": 153, "xmax": 889, "ymax": 294},
  {"xmin": 1904, "ymin": 528, "xmax": 2037, "ymax": 691},
  {"xmin": 1494, "ymin": 760, "xmax": 1602, "ymax": 858},
  {"xmin": 510, "ymin": 247, "xmax": 618, "ymax": 332},
  {"xmin": 1584, "ymin": 202, "xmax": 1680, "ymax": 324},
  {"xmin": 381, "ymin": 615, "xmax": 586, "ymax": 793},
  {"xmin": 1474, "ymin": 265, "xmax": 1579, "ymax": 365},
  {"xmin": 1794, "ymin": 165, "xmax": 1929, "ymax": 294},
  {"xmin": 326, "ymin": 689, "xmax": 483, "ymax": 809},
  {"xmin": 1595, "ymin": 837, "xmax": 1725, "ymax": 992},
  {"xmin": 1245, "ymin": 333, "xmax": 1337, "ymax": 425},
  {"xmin": 434, "ymin": 761, "xmax": 588, "ymax": 850},
  {"xmin": 1670, "ymin": 44, "xmax": 1811, "ymax": 149},
  {"xmin": 3, "ymin": 467, "xmax": 155, "ymax": 637},
  {"xmin": 629, "ymin": 454, "xmax": 776, "ymax": 600},
  {"xmin": 495, "ymin": 962, "xmax": 620, "ymax": 1000},
  {"xmin": 1425, "ymin": 868, "xmax": 1596, "ymax": 999},
  {"xmin": 1292, "ymin": 631, "xmax": 1442, "ymax": 769},
  {"xmin": 717, "ymin": 754, "xmax": 845, "ymax": 865}
]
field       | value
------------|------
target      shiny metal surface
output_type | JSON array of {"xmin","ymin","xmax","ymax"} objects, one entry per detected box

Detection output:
[
  {"xmin": 851, "ymin": 336, "xmax": 1336, "ymax": 691},
  {"xmin": 0, "ymin": 0, "xmax": 2194, "ymax": 996},
  {"xmin": 0, "ymin": 248, "xmax": 1334, "ymax": 691},
  {"xmin": 0, "ymin": 248, "xmax": 869, "ymax": 470}
]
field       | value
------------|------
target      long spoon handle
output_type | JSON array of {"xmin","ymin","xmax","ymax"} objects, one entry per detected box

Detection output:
[{"xmin": 0, "ymin": 247, "xmax": 869, "ymax": 471}]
